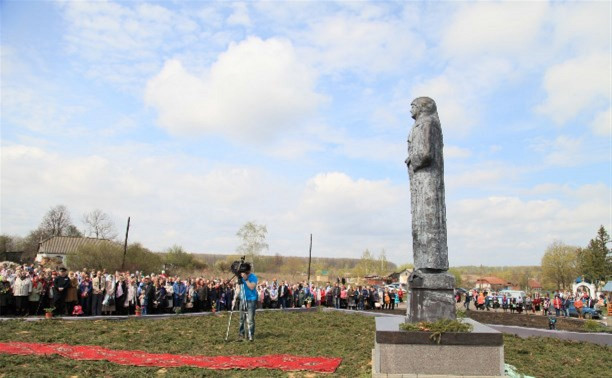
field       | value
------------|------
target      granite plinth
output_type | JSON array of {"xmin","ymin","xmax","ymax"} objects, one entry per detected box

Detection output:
[
  {"xmin": 374, "ymin": 317, "xmax": 504, "ymax": 376},
  {"xmin": 407, "ymin": 271, "xmax": 456, "ymax": 323},
  {"xmin": 408, "ymin": 270, "xmax": 454, "ymax": 289}
]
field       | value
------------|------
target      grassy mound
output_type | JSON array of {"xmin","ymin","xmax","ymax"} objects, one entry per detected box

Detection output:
[
  {"xmin": 0, "ymin": 310, "xmax": 373, "ymax": 377},
  {"xmin": 0, "ymin": 310, "xmax": 609, "ymax": 377},
  {"xmin": 504, "ymin": 334, "xmax": 611, "ymax": 377}
]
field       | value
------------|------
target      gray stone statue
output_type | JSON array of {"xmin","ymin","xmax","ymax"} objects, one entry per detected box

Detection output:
[
  {"xmin": 406, "ymin": 97, "xmax": 448, "ymax": 271},
  {"xmin": 405, "ymin": 97, "xmax": 456, "ymax": 322}
]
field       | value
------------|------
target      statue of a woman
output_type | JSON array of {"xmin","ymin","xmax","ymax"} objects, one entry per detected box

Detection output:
[{"xmin": 406, "ymin": 97, "xmax": 448, "ymax": 271}]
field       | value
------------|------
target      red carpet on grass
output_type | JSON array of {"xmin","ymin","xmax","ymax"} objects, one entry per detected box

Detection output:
[{"xmin": 0, "ymin": 342, "xmax": 341, "ymax": 373}]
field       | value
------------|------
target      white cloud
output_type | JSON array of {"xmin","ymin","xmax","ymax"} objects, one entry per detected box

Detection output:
[
  {"xmin": 447, "ymin": 166, "xmax": 508, "ymax": 189},
  {"xmin": 0, "ymin": 143, "xmax": 287, "ymax": 251},
  {"xmin": 441, "ymin": 2, "xmax": 549, "ymax": 61},
  {"xmin": 591, "ymin": 107, "xmax": 611, "ymax": 136},
  {"xmin": 489, "ymin": 145, "xmax": 502, "ymax": 154},
  {"xmin": 249, "ymin": 2, "xmax": 424, "ymax": 75},
  {"xmin": 429, "ymin": 1, "xmax": 610, "ymax": 137},
  {"xmin": 306, "ymin": 124, "xmax": 404, "ymax": 163},
  {"xmin": 444, "ymin": 146, "xmax": 471, "ymax": 159},
  {"xmin": 145, "ymin": 37, "xmax": 326, "ymax": 142},
  {"xmin": 0, "ymin": 143, "xmax": 410, "ymax": 261},
  {"xmin": 334, "ymin": 137, "xmax": 403, "ymax": 163},
  {"xmin": 410, "ymin": 58, "xmax": 516, "ymax": 135},
  {"xmin": 2, "ymin": 142, "xmax": 608, "ymax": 266},
  {"xmin": 536, "ymin": 53, "xmax": 610, "ymax": 124},
  {"xmin": 1, "ymin": 85, "xmax": 88, "ymax": 135},
  {"xmin": 227, "ymin": 2, "xmax": 251, "ymax": 27},
  {"xmin": 3, "ymin": 0, "xmax": 610, "ymax": 269},
  {"xmin": 535, "ymin": 135, "xmax": 583, "ymax": 167},
  {"xmin": 58, "ymin": 1, "xmax": 209, "ymax": 89},
  {"xmin": 298, "ymin": 172, "xmax": 401, "ymax": 220},
  {"xmin": 300, "ymin": 9, "xmax": 425, "ymax": 75},
  {"xmin": 282, "ymin": 172, "xmax": 410, "ymax": 262},
  {"xmin": 551, "ymin": 2, "xmax": 611, "ymax": 54},
  {"xmin": 265, "ymin": 139, "xmax": 323, "ymax": 160},
  {"xmin": 528, "ymin": 135, "xmax": 607, "ymax": 168},
  {"xmin": 448, "ymin": 183, "xmax": 610, "ymax": 265},
  {"xmin": 196, "ymin": 6, "xmax": 224, "ymax": 28}
]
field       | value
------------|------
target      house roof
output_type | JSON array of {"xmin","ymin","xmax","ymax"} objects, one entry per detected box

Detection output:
[
  {"xmin": 476, "ymin": 276, "xmax": 508, "ymax": 285},
  {"xmin": 38, "ymin": 236, "xmax": 116, "ymax": 255},
  {"xmin": 387, "ymin": 268, "xmax": 412, "ymax": 278},
  {"xmin": 528, "ymin": 279, "xmax": 542, "ymax": 288}
]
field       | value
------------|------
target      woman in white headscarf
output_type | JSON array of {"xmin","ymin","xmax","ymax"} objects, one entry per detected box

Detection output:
[{"xmin": 102, "ymin": 274, "xmax": 116, "ymax": 315}]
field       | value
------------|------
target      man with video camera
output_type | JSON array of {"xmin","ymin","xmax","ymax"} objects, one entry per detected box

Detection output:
[{"xmin": 236, "ymin": 261, "xmax": 258, "ymax": 341}]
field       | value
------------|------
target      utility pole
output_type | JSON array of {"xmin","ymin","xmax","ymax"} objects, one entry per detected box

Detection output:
[
  {"xmin": 307, "ymin": 234, "xmax": 312, "ymax": 284},
  {"xmin": 121, "ymin": 217, "xmax": 130, "ymax": 270}
]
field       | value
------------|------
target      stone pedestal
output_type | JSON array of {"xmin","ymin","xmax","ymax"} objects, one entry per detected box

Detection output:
[
  {"xmin": 373, "ymin": 317, "xmax": 504, "ymax": 377},
  {"xmin": 407, "ymin": 270, "xmax": 456, "ymax": 323}
]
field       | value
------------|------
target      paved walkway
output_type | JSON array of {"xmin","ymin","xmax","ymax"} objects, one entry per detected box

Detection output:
[
  {"xmin": 2, "ymin": 306, "xmax": 610, "ymax": 346},
  {"xmin": 488, "ymin": 324, "xmax": 612, "ymax": 347},
  {"xmin": 0, "ymin": 307, "xmax": 316, "ymax": 322}
]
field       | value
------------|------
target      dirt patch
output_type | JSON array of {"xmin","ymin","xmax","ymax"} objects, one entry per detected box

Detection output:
[{"xmin": 466, "ymin": 310, "xmax": 592, "ymax": 332}]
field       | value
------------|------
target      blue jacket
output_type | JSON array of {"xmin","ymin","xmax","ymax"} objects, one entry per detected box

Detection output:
[{"xmin": 173, "ymin": 282, "xmax": 186, "ymax": 301}]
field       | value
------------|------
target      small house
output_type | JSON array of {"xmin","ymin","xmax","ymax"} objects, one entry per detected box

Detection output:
[
  {"xmin": 527, "ymin": 279, "xmax": 542, "ymax": 292},
  {"xmin": 475, "ymin": 276, "xmax": 512, "ymax": 292},
  {"xmin": 36, "ymin": 236, "xmax": 116, "ymax": 265}
]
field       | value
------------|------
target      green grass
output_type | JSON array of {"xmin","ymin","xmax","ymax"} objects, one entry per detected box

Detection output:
[
  {"xmin": 583, "ymin": 319, "xmax": 611, "ymax": 333},
  {"xmin": 504, "ymin": 334, "xmax": 612, "ymax": 378},
  {"xmin": 0, "ymin": 311, "xmax": 610, "ymax": 377},
  {"xmin": 0, "ymin": 310, "xmax": 374, "ymax": 377}
]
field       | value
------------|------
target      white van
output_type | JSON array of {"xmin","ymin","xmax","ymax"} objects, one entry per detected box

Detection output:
[{"xmin": 499, "ymin": 290, "xmax": 526, "ymax": 300}]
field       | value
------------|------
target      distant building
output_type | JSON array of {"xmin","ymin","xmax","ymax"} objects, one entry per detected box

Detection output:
[
  {"xmin": 475, "ymin": 276, "xmax": 512, "ymax": 292},
  {"xmin": 36, "ymin": 236, "xmax": 116, "ymax": 265},
  {"xmin": 315, "ymin": 275, "xmax": 329, "ymax": 283},
  {"xmin": 364, "ymin": 275, "xmax": 385, "ymax": 286},
  {"xmin": 387, "ymin": 268, "xmax": 412, "ymax": 286},
  {"xmin": 527, "ymin": 279, "xmax": 542, "ymax": 292}
]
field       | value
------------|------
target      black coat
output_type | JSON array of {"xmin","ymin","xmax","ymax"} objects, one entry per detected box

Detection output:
[
  {"xmin": 53, "ymin": 276, "xmax": 71, "ymax": 298},
  {"xmin": 196, "ymin": 286, "xmax": 208, "ymax": 301}
]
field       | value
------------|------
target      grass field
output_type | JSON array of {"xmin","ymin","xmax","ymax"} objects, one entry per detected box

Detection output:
[{"xmin": 0, "ymin": 310, "xmax": 610, "ymax": 377}]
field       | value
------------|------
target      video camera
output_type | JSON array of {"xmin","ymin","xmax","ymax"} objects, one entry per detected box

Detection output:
[{"xmin": 230, "ymin": 256, "xmax": 251, "ymax": 277}]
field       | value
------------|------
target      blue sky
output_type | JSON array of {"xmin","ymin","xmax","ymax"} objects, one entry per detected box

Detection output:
[{"xmin": 1, "ymin": 1, "xmax": 610, "ymax": 266}]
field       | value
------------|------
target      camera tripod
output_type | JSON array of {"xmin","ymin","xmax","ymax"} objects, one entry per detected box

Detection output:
[{"xmin": 224, "ymin": 275, "xmax": 253, "ymax": 342}]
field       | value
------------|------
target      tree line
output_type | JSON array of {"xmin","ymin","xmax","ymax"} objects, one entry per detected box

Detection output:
[
  {"xmin": 1, "ymin": 207, "xmax": 399, "ymax": 278},
  {"xmin": 540, "ymin": 225, "xmax": 611, "ymax": 292},
  {"xmin": 11, "ymin": 206, "xmax": 608, "ymax": 290},
  {"xmin": 1, "ymin": 205, "xmax": 118, "ymax": 262}
]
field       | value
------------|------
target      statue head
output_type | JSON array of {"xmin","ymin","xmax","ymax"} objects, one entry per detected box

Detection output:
[{"xmin": 410, "ymin": 97, "xmax": 437, "ymax": 120}]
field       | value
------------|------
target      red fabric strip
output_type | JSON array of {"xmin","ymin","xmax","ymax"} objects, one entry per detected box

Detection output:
[{"xmin": 0, "ymin": 342, "xmax": 341, "ymax": 373}]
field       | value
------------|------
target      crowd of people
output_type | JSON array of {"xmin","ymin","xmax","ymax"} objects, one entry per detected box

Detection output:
[
  {"xmin": 459, "ymin": 289, "xmax": 608, "ymax": 319},
  {"xmin": 0, "ymin": 263, "xmax": 404, "ymax": 317}
]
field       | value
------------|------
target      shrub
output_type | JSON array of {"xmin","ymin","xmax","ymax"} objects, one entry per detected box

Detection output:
[
  {"xmin": 583, "ymin": 319, "xmax": 607, "ymax": 332},
  {"xmin": 66, "ymin": 242, "xmax": 162, "ymax": 273}
]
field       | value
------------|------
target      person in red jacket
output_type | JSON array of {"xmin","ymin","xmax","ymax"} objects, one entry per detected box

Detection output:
[
  {"xmin": 553, "ymin": 294, "xmax": 562, "ymax": 316},
  {"xmin": 574, "ymin": 296, "xmax": 584, "ymax": 319}
]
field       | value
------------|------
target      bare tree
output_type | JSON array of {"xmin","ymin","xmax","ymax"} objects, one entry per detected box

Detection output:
[
  {"xmin": 39, "ymin": 205, "xmax": 79, "ymax": 237},
  {"xmin": 379, "ymin": 249, "xmax": 389, "ymax": 274},
  {"xmin": 82, "ymin": 209, "xmax": 117, "ymax": 239},
  {"xmin": 236, "ymin": 221, "xmax": 268, "ymax": 267}
]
